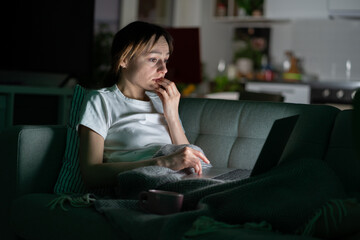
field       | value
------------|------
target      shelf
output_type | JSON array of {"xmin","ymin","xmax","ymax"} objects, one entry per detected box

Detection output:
[
  {"xmin": 0, "ymin": 85, "xmax": 74, "ymax": 130},
  {"xmin": 0, "ymin": 85, "xmax": 73, "ymax": 95},
  {"xmin": 213, "ymin": 16, "xmax": 289, "ymax": 24},
  {"xmin": 213, "ymin": 0, "xmax": 289, "ymax": 25}
]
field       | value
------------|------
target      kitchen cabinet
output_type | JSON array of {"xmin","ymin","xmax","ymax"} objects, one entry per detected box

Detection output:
[
  {"xmin": 328, "ymin": 0, "xmax": 360, "ymax": 18},
  {"xmin": 265, "ymin": 0, "xmax": 328, "ymax": 19},
  {"xmin": 213, "ymin": 0, "xmax": 360, "ymax": 22},
  {"xmin": 213, "ymin": 0, "xmax": 332, "ymax": 22},
  {"xmin": 213, "ymin": 0, "xmax": 290, "ymax": 24},
  {"xmin": 245, "ymin": 82, "xmax": 311, "ymax": 104}
]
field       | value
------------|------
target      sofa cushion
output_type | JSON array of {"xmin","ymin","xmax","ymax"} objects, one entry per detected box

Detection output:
[
  {"xmin": 54, "ymin": 85, "xmax": 88, "ymax": 194},
  {"xmin": 10, "ymin": 194, "xmax": 121, "ymax": 240}
]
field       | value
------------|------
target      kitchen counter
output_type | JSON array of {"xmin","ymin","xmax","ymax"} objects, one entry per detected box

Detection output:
[{"xmin": 244, "ymin": 80, "xmax": 360, "ymax": 106}]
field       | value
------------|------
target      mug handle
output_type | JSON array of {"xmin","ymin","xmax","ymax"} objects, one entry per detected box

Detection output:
[{"xmin": 139, "ymin": 191, "xmax": 149, "ymax": 210}]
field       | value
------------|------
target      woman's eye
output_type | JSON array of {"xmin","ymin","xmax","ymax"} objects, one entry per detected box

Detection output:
[
  {"xmin": 149, "ymin": 58, "xmax": 157, "ymax": 63},
  {"xmin": 164, "ymin": 59, "xmax": 169, "ymax": 64}
]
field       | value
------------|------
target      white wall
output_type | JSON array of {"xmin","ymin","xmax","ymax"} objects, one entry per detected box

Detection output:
[
  {"xmin": 265, "ymin": 0, "xmax": 328, "ymax": 19},
  {"xmin": 270, "ymin": 19, "xmax": 360, "ymax": 82},
  {"xmin": 173, "ymin": 0, "xmax": 202, "ymax": 27},
  {"xmin": 199, "ymin": 1, "xmax": 235, "ymax": 80},
  {"xmin": 119, "ymin": 0, "xmax": 138, "ymax": 28},
  {"xmin": 95, "ymin": 0, "xmax": 121, "ymax": 32}
]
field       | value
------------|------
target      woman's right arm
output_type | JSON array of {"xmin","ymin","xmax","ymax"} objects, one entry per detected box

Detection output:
[
  {"xmin": 79, "ymin": 125, "xmax": 210, "ymax": 188},
  {"xmin": 79, "ymin": 125, "xmax": 159, "ymax": 188}
]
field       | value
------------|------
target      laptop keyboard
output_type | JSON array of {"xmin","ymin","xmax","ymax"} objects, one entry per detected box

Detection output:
[{"xmin": 213, "ymin": 169, "xmax": 252, "ymax": 181}]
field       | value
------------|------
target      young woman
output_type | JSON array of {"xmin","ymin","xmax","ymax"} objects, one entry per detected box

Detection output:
[{"xmin": 78, "ymin": 21, "xmax": 210, "ymax": 189}]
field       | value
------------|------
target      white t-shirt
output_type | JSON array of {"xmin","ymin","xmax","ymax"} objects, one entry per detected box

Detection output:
[{"xmin": 78, "ymin": 84, "xmax": 172, "ymax": 162}]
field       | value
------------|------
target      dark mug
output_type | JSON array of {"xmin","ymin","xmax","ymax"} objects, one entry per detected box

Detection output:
[{"xmin": 139, "ymin": 189, "xmax": 184, "ymax": 215}]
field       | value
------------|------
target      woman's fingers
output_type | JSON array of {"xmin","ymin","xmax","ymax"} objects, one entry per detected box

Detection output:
[
  {"xmin": 155, "ymin": 86, "xmax": 166, "ymax": 96},
  {"xmin": 155, "ymin": 83, "xmax": 169, "ymax": 98},
  {"xmin": 194, "ymin": 152, "xmax": 209, "ymax": 175},
  {"xmin": 165, "ymin": 147, "xmax": 211, "ymax": 175},
  {"xmin": 184, "ymin": 148, "xmax": 210, "ymax": 175},
  {"xmin": 156, "ymin": 79, "xmax": 178, "ymax": 97},
  {"xmin": 197, "ymin": 161, "xmax": 203, "ymax": 175},
  {"xmin": 157, "ymin": 78, "xmax": 172, "ymax": 87},
  {"xmin": 193, "ymin": 150, "xmax": 211, "ymax": 165},
  {"xmin": 194, "ymin": 164, "xmax": 200, "ymax": 175}
]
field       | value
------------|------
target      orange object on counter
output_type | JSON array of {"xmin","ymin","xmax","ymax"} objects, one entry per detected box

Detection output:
[{"xmin": 283, "ymin": 51, "xmax": 301, "ymax": 81}]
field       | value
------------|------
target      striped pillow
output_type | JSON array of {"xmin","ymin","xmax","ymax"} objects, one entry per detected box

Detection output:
[{"xmin": 54, "ymin": 84, "xmax": 88, "ymax": 194}]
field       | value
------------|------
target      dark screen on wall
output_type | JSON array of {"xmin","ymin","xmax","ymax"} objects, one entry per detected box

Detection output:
[
  {"xmin": 165, "ymin": 28, "xmax": 202, "ymax": 84},
  {"xmin": 0, "ymin": 0, "xmax": 95, "ymax": 86}
]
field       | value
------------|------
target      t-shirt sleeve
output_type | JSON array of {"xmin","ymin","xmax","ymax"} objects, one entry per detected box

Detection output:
[{"xmin": 77, "ymin": 91, "xmax": 109, "ymax": 139}]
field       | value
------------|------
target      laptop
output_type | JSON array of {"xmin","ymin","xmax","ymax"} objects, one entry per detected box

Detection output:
[{"xmin": 182, "ymin": 114, "xmax": 300, "ymax": 180}]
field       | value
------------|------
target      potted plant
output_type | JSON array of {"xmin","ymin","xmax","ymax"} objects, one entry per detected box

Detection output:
[
  {"xmin": 234, "ymin": 39, "xmax": 262, "ymax": 75},
  {"xmin": 235, "ymin": 0, "xmax": 264, "ymax": 16}
]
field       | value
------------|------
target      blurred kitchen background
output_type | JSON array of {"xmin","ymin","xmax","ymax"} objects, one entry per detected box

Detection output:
[{"xmin": 1, "ymin": 0, "xmax": 360, "ymax": 129}]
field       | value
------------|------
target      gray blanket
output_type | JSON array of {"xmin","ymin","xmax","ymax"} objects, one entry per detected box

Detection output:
[{"xmin": 95, "ymin": 157, "xmax": 348, "ymax": 240}]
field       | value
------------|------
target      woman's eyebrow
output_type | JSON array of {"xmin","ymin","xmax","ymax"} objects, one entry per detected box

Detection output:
[{"xmin": 147, "ymin": 50, "xmax": 170, "ymax": 56}]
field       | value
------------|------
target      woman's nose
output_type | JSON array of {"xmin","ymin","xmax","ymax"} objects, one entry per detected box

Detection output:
[{"xmin": 157, "ymin": 60, "xmax": 167, "ymax": 74}]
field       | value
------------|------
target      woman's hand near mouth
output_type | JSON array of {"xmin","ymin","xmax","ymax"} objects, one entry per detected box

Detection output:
[
  {"xmin": 155, "ymin": 78, "xmax": 180, "ymax": 121},
  {"xmin": 155, "ymin": 78, "xmax": 188, "ymax": 145}
]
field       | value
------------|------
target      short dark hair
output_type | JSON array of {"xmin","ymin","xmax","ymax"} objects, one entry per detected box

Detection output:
[{"xmin": 104, "ymin": 21, "xmax": 173, "ymax": 87}]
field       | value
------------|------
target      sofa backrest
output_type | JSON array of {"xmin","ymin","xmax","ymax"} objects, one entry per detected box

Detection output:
[
  {"xmin": 324, "ymin": 110, "xmax": 360, "ymax": 196},
  {"xmin": 179, "ymin": 98, "xmax": 340, "ymax": 170},
  {"xmin": 2, "ymin": 98, "xmax": 343, "ymax": 197}
]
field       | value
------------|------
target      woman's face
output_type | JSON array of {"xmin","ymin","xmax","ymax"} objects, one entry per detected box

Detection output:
[{"xmin": 121, "ymin": 36, "xmax": 170, "ymax": 92}]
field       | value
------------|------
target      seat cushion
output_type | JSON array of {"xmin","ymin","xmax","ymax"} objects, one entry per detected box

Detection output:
[{"xmin": 10, "ymin": 194, "xmax": 122, "ymax": 240}]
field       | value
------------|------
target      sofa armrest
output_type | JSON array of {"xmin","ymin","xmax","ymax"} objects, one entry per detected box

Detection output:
[
  {"xmin": 0, "ymin": 125, "xmax": 67, "ymax": 239},
  {"xmin": 324, "ymin": 110, "xmax": 360, "ymax": 195},
  {"xmin": 0, "ymin": 125, "xmax": 67, "ymax": 197}
]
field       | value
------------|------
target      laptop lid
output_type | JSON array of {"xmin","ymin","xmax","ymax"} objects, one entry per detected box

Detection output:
[{"xmin": 250, "ymin": 114, "xmax": 299, "ymax": 177}]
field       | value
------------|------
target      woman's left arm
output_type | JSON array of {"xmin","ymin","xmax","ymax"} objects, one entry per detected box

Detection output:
[{"xmin": 155, "ymin": 78, "xmax": 189, "ymax": 145}]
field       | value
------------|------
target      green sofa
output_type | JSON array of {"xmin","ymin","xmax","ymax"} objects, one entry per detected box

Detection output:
[{"xmin": 1, "ymin": 97, "xmax": 359, "ymax": 240}]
